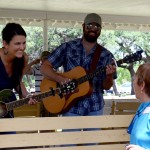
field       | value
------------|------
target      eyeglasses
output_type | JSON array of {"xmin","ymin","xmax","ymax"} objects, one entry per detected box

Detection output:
[{"xmin": 85, "ymin": 24, "xmax": 101, "ymax": 31}]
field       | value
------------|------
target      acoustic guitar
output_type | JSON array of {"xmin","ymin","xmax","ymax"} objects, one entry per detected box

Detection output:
[
  {"xmin": 0, "ymin": 84, "xmax": 75, "ymax": 117},
  {"xmin": 40, "ymin": 50, "xmax": 143, "ymax": 114}
]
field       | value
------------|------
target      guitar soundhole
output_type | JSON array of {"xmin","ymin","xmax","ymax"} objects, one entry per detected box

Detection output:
[
  {"xmin": 2, "ymin": 93, "xmax": 17, "ymax": 103},
  {"xmin": 0, "ymin": 89, "xmax": 17, "ymax": 117},
  {"xmin": 60, "ymin": 79, "xmax": 78, "ymax": 95}
]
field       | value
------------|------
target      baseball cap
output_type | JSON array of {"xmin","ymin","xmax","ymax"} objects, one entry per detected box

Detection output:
[{"xmin": 84, "ymin": 13, "xmax": 102, "ymax": 26}]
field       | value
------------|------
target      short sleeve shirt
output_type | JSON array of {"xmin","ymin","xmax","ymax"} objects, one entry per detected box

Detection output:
[
  {"xmin": 128, "ymin": 102, "xmax": 150, "ymax": 149},
  {"xmin": 47, "ymin": 38, "xmax": 116, "ymax": 115}
]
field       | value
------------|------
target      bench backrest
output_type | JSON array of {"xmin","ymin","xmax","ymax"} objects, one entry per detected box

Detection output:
[
  {"xmin": 0, "ymin": 115, "xmax": 133, "ymax": 150},
  {"xmin": 112, "ymin": 101, "xmax": 140, "ymax": 115},
  {"xmin": 13, "ymin": 103, "xmax": 41, "ymax": 117}
]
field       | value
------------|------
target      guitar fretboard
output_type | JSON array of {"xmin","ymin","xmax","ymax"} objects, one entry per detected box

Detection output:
[
  {"xmin": 6, "ymin": 90, "xmax": 54, "ymax": 111},
  {"xmin": 77, "ymin": 49, "xmax": 143, "ymax": 85},
  {"xmin": 77, "ymin": 66, "xmax": 105, "ymax": 84}
]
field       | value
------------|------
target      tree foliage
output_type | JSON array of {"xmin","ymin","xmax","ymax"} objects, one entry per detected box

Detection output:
[{"xmin": 0, "ymin": 24, "xmax": 150, "ymax": 95}]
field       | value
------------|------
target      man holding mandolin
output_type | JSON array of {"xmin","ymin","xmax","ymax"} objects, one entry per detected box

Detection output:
[{"xmin": 40, "ymin": 13, "xmax": 116, "ymax": 118}]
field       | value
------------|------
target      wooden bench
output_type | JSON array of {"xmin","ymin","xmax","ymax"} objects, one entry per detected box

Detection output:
[
  {"xmin": 13, "ymin": 103, "xmax": 41, "ymax": 117},
  {"xmin": 0, "ymin": 115, "xmax": 133, "ymax": 150},
  {"xmin": 112, "ymin": 101, "xmax": 140, "ymax": 115}
]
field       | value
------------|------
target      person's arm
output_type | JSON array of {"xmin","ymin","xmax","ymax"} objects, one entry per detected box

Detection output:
[
  {"xmin": 23, "ymin": 58, "xmax": 40, "ymax": 75},
  {"xmin": 125, "ymin": 144, "xmax": 147, "ymax": 150},
  {"xmin": 20, "ymin": 82, "xmax": 29, "ymax": 98},
  {"xmin": 23, "ymin": 52, "xmax": 29, "ymax": 66},
  {"xmin": 103, "ymin": 65, "xmax": 116, "ymax": 90},
  {"xmin": 15, "ymin": 82, "xmax": 37, "ymax": 105},
  {"xmin": 15, "ymin": 82, "xmax": 29, "ymax": 99},
  {"xmin": 40, "ymin": 60, "xmax": 69, "ymax": 84}
]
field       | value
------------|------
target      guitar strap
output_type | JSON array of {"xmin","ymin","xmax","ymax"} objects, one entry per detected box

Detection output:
[{"xmin": 89, "ymin": 44, "xmax": 102, "ymax": 72}]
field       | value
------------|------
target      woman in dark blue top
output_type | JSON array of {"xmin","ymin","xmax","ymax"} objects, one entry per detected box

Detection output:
[{"xmin": 0, "ymin": 23, "xmax": 36, "ymax": 118}]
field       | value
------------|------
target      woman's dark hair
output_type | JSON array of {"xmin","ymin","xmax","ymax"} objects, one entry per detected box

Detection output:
[
  {"xmin": 2, "ymin": 22, "xmax": 26, "ymax": 44},
  {"xmin": 2, "ymin": 23, "xmax": 27, "ymax": 88}
]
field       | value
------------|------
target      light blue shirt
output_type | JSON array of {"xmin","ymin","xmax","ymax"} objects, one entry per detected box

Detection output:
[{"xmin": 128, "ymin": 102, "xmax": 150, "ymax": 149}]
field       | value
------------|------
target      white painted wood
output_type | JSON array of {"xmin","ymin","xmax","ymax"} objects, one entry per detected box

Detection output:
[
  {"xmin": 0, "ymin": 115, "xmax": 132, "ymax": 149},
  {"xmin": 0, "ymin": 2, "xmax": 150, "ymax": 31},
  {"xmin": 0, "ymin": 115, "xmax": 133, "ymax": 131}
]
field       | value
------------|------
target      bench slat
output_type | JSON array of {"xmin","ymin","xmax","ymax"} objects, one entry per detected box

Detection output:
[
  {"xmin": 0, "ymin": 130, "xmax": 129, "ymax": 148},
  {"xmin": 0, "ymin": 115, "xmax": 132, "ymax": 149},
  {"xmin": 0, "ymin": 115, "xmax": 133, "ymax": 132},
  {"xmin": 22, "ymin": 144, "xmax": 127, "ymax": 150},
  {"xmin": 112, "ymin": 102, "xmax": 140, "ymax": 115},
  {"xmin": 14, "ymin": 103, "xmax": 41, "ymax": 117}
]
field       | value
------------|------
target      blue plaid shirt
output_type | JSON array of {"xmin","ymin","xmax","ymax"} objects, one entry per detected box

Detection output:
[{"xmin": 48, "ymin": 38, "xmax": 116, "ymax": 115}]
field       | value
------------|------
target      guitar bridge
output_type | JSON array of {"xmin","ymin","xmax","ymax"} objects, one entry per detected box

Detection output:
[
  {"xmin": 58, "ymin": 93, "xmax": 63, "ymax": 99},
  {"xmin": 50, "ymin": 87, "xmax": 55, "ymax": 96}
]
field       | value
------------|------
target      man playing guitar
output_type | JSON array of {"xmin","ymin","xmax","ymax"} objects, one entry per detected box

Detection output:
[{"xmin": 40, "ymin": 13, "xmax": 116, "ymax": 118}]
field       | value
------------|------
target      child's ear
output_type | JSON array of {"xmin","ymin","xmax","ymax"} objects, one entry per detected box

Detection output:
[{"xmin": 141, "ymin": 81, "xmax": 145, "ymax": 92}]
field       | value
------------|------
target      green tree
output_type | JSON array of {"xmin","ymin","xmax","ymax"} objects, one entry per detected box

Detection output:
[{"xmin": 1, "ymin": 24, "xmax": 150, "ymax": 95}]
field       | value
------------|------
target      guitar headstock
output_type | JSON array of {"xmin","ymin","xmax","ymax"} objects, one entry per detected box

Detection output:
[
  {"xmin": 60, "ymin": 79, "xmax": 78, "ymax": 95},
  {"xmin": 117, "ymin": 50, "xmax": 143, "ymax": 67}
]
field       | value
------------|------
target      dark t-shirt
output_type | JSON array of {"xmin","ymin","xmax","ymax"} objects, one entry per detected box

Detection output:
[{"xmin": 0, "ymin": 59, "xmax": 20, "ymax": 118}]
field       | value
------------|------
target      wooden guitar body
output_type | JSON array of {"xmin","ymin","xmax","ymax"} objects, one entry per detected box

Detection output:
[
  {"xmin": 0, "ymin": 87, "xmax": 58, "ymax": 118},
  {"xmin": 0, "ymin": 89, "xmax": 16, "ymax": 117},
  {"xmin": 40, "ymin": 50, "xmax": 143, "ymax": 114},
  {"xmin": 40, "ymin": 66, "xmax": 91, "ymax": 114}
]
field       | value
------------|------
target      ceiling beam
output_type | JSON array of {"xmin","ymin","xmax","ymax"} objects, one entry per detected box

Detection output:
[{"xmin": 0, "ymin": 9, "xmax": 150, "ymax": 31}]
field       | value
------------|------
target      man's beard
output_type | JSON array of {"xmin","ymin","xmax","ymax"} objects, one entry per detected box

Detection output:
[{"xmin": 84, "ymin": 31, "xmax": 99, "ymax": 43}]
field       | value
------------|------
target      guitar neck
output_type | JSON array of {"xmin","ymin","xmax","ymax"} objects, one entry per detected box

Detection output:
[
  {"xmin": 6, "ymin": 90, "xmax": 54, "ymax": 111},
  {"xmin": 77, "ymin": 58, "xmax": 125, "ymax": 84},
  {"xmin": 77, "ymin": 51, "xmax": 142, "ymax": 85},
  {"xmin": 77, "ymin": 66, "xmax": 105, "ymax": 84}
]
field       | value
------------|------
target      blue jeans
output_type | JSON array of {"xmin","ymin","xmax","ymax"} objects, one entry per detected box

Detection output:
[
  {"xmin": 61, "ymin": 108, "xmax": 103, "ymax": 146},
  {"xmin": 62, "ymin": 108, "xmax": 103, "ymax": 117},
  {"xmin": 62, "ymin": 108, "xmax": 103, "ymax": 131}
]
